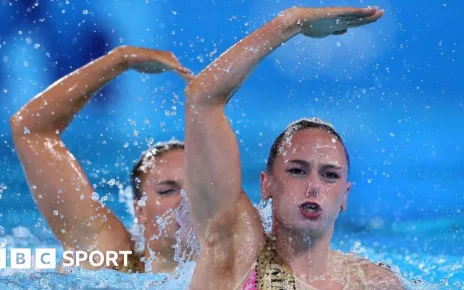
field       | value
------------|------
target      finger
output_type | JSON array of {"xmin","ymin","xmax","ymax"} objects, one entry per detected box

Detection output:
[
  {"xmin": 178, "ymin": 71, "xmax": 195, "ymax": 83},
  {"xmin": 152, "ymin": 51, "xmax": 184, "ymax": 70},
  {"xmin": 156, "ymin": 59, "xmax": 186, "ymax": 74},
  {"xmin": 336, "ymin": 6, "xmax": 378, "ymax": 18},
  {"xmin": 173, "ymin": 65, "xmax": 193, "ymax": 75},
  {"xmin": 347, "ymin": 10, "xmax": 383, "ymax": 27},
  {"xmin": 160, "ymin": 56, "xmax": 192, "ymax": 74},
  {"xmin": 333, "ymin": 29, "xmax": 347, "ymax": 35}
]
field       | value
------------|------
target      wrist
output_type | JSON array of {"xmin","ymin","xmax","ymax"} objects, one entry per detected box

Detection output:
[
  {"xmin": 111, "ymin": 46, "xmax": 131, "ymax": 71},
  {"xmin": 277, "ymin": 7, "xmax": 304, "ymax": 35}
]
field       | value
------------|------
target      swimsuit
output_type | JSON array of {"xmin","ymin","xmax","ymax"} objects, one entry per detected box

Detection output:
[{"xmin": 236, "ymin": 237, "xmax": 367, "ymax": 290}]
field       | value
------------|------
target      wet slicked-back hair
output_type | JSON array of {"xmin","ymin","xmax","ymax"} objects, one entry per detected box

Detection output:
[
  {"xmin": 131, "ymin": 141, "xmax": 184, "ymax": 200},
  {"xmin": 266, "ymin": 118, "xmax": 350, "ymax": 174}
]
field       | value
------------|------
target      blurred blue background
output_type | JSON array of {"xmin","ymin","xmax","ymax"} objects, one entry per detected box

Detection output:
[{"xmin": 0, "ymin": 0, "xmax": 463, "ymax": 287}]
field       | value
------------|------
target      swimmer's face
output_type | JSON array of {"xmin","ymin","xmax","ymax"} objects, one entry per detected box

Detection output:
[
  {"xmin": 261, "ymin": 129, "xmax": 351, "ymax": 237},
  {"xmin": 135, "ymin": 149, "xmax": 186, "ymax": 251}
]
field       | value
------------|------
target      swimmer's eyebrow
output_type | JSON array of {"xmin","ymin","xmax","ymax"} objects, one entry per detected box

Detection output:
[
  {"xmin": 157, "ymin": 180, "xmax": 181, "ymax": 188},
  {"xmin": 286, "ymin": 159, "xmax": 310, "ymax": 167},
  {"xmin": 287, "ymin": 160, "xmax": 343, "ymax": 170},
  {"xmin": 319, "ymin": 163, "xmax": 343, "ymax": 171}
]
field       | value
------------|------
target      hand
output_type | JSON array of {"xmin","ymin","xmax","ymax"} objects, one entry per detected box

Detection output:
[
  {"xmin": 289, "ymin": 6, "xmax": 383, "ymax": 38},
  {"xmin": 114, "ymin": 46, "xmax": 194, "ymax": 82}
]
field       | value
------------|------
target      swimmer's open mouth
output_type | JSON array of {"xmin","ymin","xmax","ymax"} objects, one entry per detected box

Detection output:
[{"xmin": 299, "ymin": 202, "xmax": 322, "ymax": 219}]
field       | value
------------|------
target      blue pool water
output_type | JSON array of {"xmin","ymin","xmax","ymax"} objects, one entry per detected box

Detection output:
[
  {"xmin": 0, "ymin": 160, "xmax": 462, "ymax": 289},
  {"xmin": 1, "ymin": 0, "xmax": 463, "ymax": 289}
]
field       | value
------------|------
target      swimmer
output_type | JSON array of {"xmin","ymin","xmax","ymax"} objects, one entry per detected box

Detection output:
[
  {"xmin": 10, "ymin": 46, "xmax": 194, "ymax": 273},
  {"xmin": 184, "ymin": 6, "xmax": 404, "ymax": 289}
]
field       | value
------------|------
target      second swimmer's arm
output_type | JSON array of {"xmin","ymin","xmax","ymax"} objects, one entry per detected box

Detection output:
[
  {"xmin": 10, "ymin": 46, "xmax": 191, "ymax": 262},
  {"xmin": 10, "ymin": 47, "xmax": 132, "ymax": 249},
  {"xmin": 11, "ymin": 46, "xmax": 191, "ymax": 133}
]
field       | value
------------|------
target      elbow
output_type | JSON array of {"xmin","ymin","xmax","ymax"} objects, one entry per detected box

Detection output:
[
  {"xmin": 184, "ymin": 81, "xmax": 197, "ymax": 102},
  {"xmin": 184, "ymin": 81, "xmax": 205, "ymax": 106},
  {"xmin": 9, "ymin": 112, "xmax": 25, "ymax": 137},
  {"xmin": 10, "ymin": 108, "xmax": 61, "ymax": 138},
  {"xmin": 185, "ymin": 82, "xmax": 228, "ymax": 109},
  {"xmin": 9, "ymin": 110, "xmax": 45, "ymax": 139}
]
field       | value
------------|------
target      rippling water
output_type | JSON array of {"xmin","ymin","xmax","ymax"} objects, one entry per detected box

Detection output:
[{"xmin": 0, "ymin": 197, "xmax": 462, "ymax": 289}]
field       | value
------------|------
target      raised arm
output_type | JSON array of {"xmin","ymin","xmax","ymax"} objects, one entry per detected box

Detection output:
[
  {"xmin": 10, "ymin": 46, "xmax": 192, "ymax": 268},
  {"xmin": 185, "ymin": 6, "xmax": 382, "ymax": 238},
  {"xmin": 185, "ymin": 6, "xmax": 383, "ymax": 287}
]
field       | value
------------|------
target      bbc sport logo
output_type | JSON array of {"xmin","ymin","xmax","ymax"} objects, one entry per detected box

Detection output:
[{"xmin": 0, "ymin": 248, "xmax": 132, "ymax": 269}]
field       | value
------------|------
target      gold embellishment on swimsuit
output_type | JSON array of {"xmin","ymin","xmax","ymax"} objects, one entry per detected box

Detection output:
[
  {"xmin": 256, "ymin": 237, "xmax": 297, "ymax": 290},
  {"xmin": 255, "ymin": 236, "xmax": 367, "ymax": 290}
]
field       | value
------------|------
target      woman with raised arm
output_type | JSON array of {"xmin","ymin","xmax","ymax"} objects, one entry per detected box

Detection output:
[
  {"xmin": 10, "ymin": 46, "xmax": 194, "ymax": 273},
  {"xmin": 185, "ymin": 6, "xmax": 404, "ymax": 289}
]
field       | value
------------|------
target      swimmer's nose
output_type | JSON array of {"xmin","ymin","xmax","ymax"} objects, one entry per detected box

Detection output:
[
  {"xmin": 305, "ymin": 183, "xmax": 319, "ymax": 197},
  {"xmin": 305, "ymin": 174, "xmax": 320, "ymax": 197}
]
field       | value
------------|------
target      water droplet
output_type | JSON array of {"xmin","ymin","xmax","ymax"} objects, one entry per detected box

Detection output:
[{"xmin": 91, "ymin": 192, "xmax": 99, "ymax": 201}]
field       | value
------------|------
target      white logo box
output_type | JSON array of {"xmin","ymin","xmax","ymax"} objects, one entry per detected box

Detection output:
[
  {"xmin": 0, "ymin": 248, "xmax": 57, "ymax": 269},
  {"xmin": 0, "ymin": 249, "xmax": 132, "ymax": 269}
]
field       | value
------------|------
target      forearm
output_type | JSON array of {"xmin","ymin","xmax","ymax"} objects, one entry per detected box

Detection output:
[
  {"xmin": 185, "ymin": 8, "xmax": 301, "ymax": 106},
  {"xmin": 10, "ymin": 47, "xmax": 128, "ymax": 135}
]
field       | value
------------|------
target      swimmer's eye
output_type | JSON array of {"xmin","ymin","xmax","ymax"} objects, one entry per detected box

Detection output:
[
  {"xmin": 322, "ymin": 172, "xmax": 340, "ymax": 180},
  {"xmin": 158, "ymin": 189, "xmax": 176, "ymax": 195},
  {"xmin": 287, "ymin": 168, "xmax": 306, "ymax": 176}
]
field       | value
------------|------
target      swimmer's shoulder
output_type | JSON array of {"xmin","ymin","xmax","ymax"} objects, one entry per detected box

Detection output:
[
  {"xmin": 354, "ymin": 256, "xmax": 405, "ymax": 290},
  {"xmin": 331, "ymin": 251, "xmax": 405, "ymax": 290},
  {"xmin": 362, "ymin": 262, "xmax": 405, "ymax": 289}
]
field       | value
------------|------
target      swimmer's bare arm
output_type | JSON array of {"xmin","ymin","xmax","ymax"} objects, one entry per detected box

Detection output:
[
  {"xmin": 10, "ymin": 46, "xmax": 193, "ymax": 267},
  {"xmin": 185, "ymin": 6, "xmax": 383, "ymax": 288}
]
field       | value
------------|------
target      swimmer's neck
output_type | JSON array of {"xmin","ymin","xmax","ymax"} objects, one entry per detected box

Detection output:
[{"xmin": 272, "ymin": 221, "xmax": 334, "ymax": 282}]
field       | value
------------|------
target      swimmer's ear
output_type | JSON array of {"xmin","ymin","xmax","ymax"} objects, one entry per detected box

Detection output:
[
  {"xmin": 260, "ymin": 171, "xmax": 272, "ymax": 200},
  {"xmin": 134, "ymin": 200, "xmax": 148, "ymax": 225},
  {"xmin": 341, "ymin": 182, "xmax": 351, "ymax": 212}
]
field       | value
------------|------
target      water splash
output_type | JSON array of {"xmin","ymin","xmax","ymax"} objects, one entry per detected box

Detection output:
[{"xmin": 173, "ymin": 190, "xmax": 199, "ymax": 264}]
